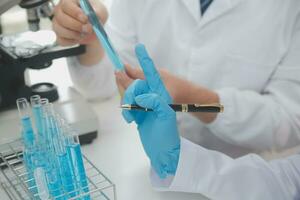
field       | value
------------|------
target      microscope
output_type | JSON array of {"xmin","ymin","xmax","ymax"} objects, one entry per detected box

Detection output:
[
  {"xmin": 0, "ymin": 0, "xmax": 98, "ymax": 144},
  {"xmin": 0, "ymin": 0, "xmax": 85, "ymax": 109}
]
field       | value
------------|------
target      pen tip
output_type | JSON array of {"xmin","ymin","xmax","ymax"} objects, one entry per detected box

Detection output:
[{"xmin": 120, "ymin": 104, "xmax": 131, "ymax": 109}]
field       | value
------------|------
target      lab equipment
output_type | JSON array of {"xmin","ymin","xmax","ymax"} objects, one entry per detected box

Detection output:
[
  {"xmin": 66, "ymin": 130, "xmax": 90, "ymax": 199},
  {"xmin": 14, "ymin": 95, "xmax": 101, "ymax": 199},
  {"xmin": 121, "ymin": 103, "xmax": 224, "ymax": 113},
  {"xmin": 30, "ymin": 95, "xmax": 43, "ymax": 138},
  {"xmin": 0, "ymin": 0, "xmax": 99, "ymax": 146},
  {"xmin": 122, "ymin": 44, "xmax": 180, "ymax": 178},
  {"xmin": 17, "ymin": 97, "xmax": 52, "ymax": 198},
  {"xmin": 58, "ymin": 150, "xmax": 77, "ymax": 198},
  {"xmin": 0, "ymin": 139, "xmax": 116, "ymax": 200},
  {"xmin": 79, "ymin": 0, "xmax": 124, "ymax": 71},
  {"xmin": 16, "ymin": 98, "xmax": 35, "ymax": 148},
  {"xmin": 32, "ymin": 149, "xmax": 50, "ymax": 200},
  {"xmin": 16, "ymin": 98, "xmax": 39, "ymax": 196},
  {"xmin": 0, "ymin": 0, "xmax": 85, "ymax": 110},
  {"xmin": 55, "ymin": 120, "xmax": 78, "ymax": 198}
]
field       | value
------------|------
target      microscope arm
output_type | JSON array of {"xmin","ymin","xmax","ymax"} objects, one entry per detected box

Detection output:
[{"xmin": 0, "ymin": 0, "xmax": 22, "ymax": 16}]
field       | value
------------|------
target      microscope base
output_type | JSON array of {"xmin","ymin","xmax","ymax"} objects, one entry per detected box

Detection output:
[{"xmin": 55, "ymin": 98, "xmax": 99, "ymax": 145}]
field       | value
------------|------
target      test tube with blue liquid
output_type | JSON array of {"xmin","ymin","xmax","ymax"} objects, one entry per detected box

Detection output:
[
  {"xmin": 32, "ymin": 146, "xmax": 50, "ymax": 200},
  {"xmin": 42, "ymin": 102, "xmax": 65, "ymax": 199},
  {"xmin": 66, "ymin": 129, "xmax": 91, "ymax": 200},
  {"xmin": 16, "ymin": 98, "xmax": 39, "ymax": 196},
  {"xmin": 53, "ymin": 117, "xmax": 78, "ymax": 198},
  {"xmin": 79, "ymin": 0, "xmax": 124, "ymax": 71},
  {"xmin": 40, "ymin": 98, "xmax": 52, "ymax": 146},
  {"xmin": 44, "ymin": 103, "xmax": 82, "ymax": 200},
  {"xmin": 45, "ymin": 162, "xmax": 64, "ymax": 200},
  {"xmin": 30, "ymin": 95, "xmax": 43, "ymax": 140},
  {"xmin": 18, "ymin": 96, "xmax": 92, "ymax": 199},
  {"xmin": 17, "ymin": 98, "xmax": 35, "ymax": 149}
]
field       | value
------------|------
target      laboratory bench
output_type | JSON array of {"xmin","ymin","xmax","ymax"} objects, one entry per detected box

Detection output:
[{"xmin": 0, "ymin": 59, "xmax": 207, "ymax": 199}]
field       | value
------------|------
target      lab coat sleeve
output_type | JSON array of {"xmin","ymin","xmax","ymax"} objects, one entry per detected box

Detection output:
[
  {"xmin": 150, "ymin": 138, "xmax": 300, "ymax": 200},
  {"xmin": 67, "ymin": 0, "xmax": 141, "ymax": 99},
  {"xmin": 67, "ymin": 56, "xmax": 117, "ymax": 100},
  {"xmin": 206, "ymin": 14, "xmax": 300, "ymax": 151}
]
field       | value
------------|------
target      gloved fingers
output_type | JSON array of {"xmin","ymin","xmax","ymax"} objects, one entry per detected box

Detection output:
[
  {"xmin": 122, "ymin": 80, "xmax": 149, "ymax": 123},
  {"xmin": 160, "ymin": 150, "xmax": 180, "ymax": 176},
  {"xmin": 135, "ymin": 93, "xmax": 175, "ymax": 120},
  {"xmin": 135, "ymin": 44, "xmax": 171, "ymax": 101},
  {"xmin": 121, "ymin": 110, "xmax": 135, "ymax": 123},
  {"xmin": 151, "ymin": 159, "xmax": 168, "ymax": 179},
  {"xmin": 122, "ymin": 79, "xmax": 149, "ymax": 106}
]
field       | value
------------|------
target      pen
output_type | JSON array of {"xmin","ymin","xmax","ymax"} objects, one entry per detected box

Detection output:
[{"xmin": 121, "ymin": 103, "xmax": 224, "ymax": 113}]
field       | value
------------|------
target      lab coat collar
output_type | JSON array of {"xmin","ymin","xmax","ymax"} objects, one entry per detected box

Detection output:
[
  {"xmin": 181, "ymin": 0, "xmax": 243, "ymax": 25},
  {"xmin": 180, "ymin": 0, "xmax": 201, "ymax": 21}
]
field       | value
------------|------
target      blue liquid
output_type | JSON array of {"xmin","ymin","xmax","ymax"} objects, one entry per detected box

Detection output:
[
  {"xmin": 21, "ymin": 116, "xmax": 39, "ymax": 196},
  {"xmin": 45, "ymin": 167, "xmax": 64, "ymax": 200},
  {"xmin": 79, "ymin": 0, "xmax": 124, "ymax": 71},
  {"xmin": 32, "ymin": 105, "xmax": 43, "ymax": 139},
  {"xmin": 32, "ymin": 151, "xmax": 51, "ymax": 199},
  {"xmin": 23, "ymin": 151, "xmax": 38, "ymax": 196},
  {"xmin": 21, "ymin": 117, "xmax": 35, "ymax": 148},
  {"xmin": 58, "ymin": 153, "xmax": 77, "ymax": 198},
  {"xmin": 67, "ymin": 144, "xmax": 90, "ymax": 200}
]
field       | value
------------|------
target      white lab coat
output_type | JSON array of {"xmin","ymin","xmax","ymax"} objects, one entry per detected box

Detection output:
[
  {"xmin": 150, "ymin": 138, "xmax": 300, "ymax": 199},
  {"xmin": 68, "ymin": 0, "xmax": 300, "ymax": 158}
]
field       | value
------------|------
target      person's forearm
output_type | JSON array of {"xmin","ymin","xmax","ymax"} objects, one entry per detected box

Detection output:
[
  {"xmin": 172, "ymin": 77, "xmax": 219, "ymax": 123},
  {"xmin": 152, "ymin": 138, "xmax": 293, "ymax": 199}
]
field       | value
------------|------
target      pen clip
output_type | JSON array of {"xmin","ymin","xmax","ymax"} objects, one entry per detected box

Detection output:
[{"xmin": 194, "ymin": 103, "xmax": 224, "ymax": 113}]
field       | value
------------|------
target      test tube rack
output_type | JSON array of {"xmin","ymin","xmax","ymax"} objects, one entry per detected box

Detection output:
[{"xmin": 0, "ymin": 139, "xmax": 116, "ymax": 200}]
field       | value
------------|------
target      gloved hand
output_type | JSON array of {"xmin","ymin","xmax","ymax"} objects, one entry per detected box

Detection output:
[{"xmin": 122, "ymin": 44, "xmax": 180, "ymax": 179}]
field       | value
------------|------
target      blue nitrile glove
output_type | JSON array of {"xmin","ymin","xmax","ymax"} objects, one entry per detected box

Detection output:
[{"xmin": 122, "ymin": 44, "xmax": 180, "ymax": 179}]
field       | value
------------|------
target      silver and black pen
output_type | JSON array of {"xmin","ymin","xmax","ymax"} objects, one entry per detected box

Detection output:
[{"xmin": 121, "ymin": 103, "xmax": 224, "ymax": 113}]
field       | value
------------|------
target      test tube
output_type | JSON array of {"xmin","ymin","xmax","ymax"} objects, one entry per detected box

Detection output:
[
  {"xmin": 32, "ymin": 148, "xmax": 50, "ymax": 200},
  {"xmin": 53, "ymin": 118, "xmax": 77, "ymax": 198},
  {"xmin": 40, "ymin": 99, "xmax": 53, "ymax": 150},
  {"xmin": 45, "ymin": 103, "xmax": 61, "ymax": 153},
  {"xmin": 16, "ymin": 98, "xmax": 35, "ymax": 147},
  {"xmin": 45, "ymin": 161, "xmax": 64, "ymax": 200},
  {"xmin": 30, "ymin": 95, "xmax": 44, "ymax": 141},
  {"xmin": 40, "ymin": 102, "xmax": 66, "ymax": 199},
  {"xmin": 16, "ymin": 98, "xmax": 38, "ymax": 196},
  {"xmin": 22, "ymin": 150, "xmax": 38, "ymax": 196},
  {"xmin": 65, "ymin": 129, "xmax": 90, "ymax": 200}
]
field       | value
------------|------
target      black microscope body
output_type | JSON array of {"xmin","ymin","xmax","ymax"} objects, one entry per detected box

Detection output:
[{"xmin": 0, "ymin": 0, "xmax": 85, "ymax": 110}]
